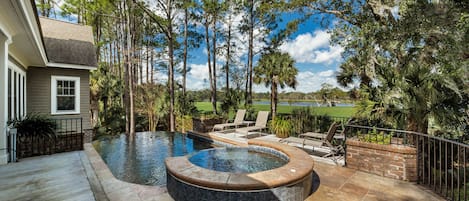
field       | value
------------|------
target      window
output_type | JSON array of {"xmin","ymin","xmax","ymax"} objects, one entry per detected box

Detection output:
[
  {"xmin": 7, "ymin": 69, "xmax": 11, "ymax": 120},
  {"xmin": 7, "ymin": 63, "xmax": 26, "ymax": 120},
  {"xmin": 51, "ymin": 76, "xmax": 80, "ymax": 114}
]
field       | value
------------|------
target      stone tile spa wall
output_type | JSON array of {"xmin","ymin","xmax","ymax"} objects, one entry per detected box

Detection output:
[{"xmin": 165, "ymin": 139, "xmax": 315, "ymax": 201}]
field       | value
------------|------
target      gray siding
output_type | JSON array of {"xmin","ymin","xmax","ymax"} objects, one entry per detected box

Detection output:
[{"xmin": 27, "ymin": 67, "xmax": 92, "ymax": 130}]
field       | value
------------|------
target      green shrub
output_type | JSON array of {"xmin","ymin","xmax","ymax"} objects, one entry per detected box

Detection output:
[
  {"xmin": 244, "ymin": 104, "xmax": 257, "ymax": 121},
  {"xmin": 176, "ymin": 115, "xmax": 193, "ymax": 132},
  {"xmin": 290, "ymin": 107, "xmax": 315, "ymax": 136},
  {"xmin": 270, "ymin": 117, "xmax": 293, "ymax": 138},
  {"xmin": 8, "ymin": 114, "xmax": 57, "ymax": 138},
  {"xmin": 315, "ymin": 115, "xmax": 334, "ymax": 132},
  {"xmin": 220, "ymin": 89, "xmax": 242, "ymax": 115},
  {"xmin": 357, "ymin": 128, "xmax": 392, "ymax": 145}
]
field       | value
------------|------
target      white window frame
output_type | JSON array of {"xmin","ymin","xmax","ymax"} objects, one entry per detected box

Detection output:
[
  {"xmin": 51, "ymin": 76, "xmax": 80, "ymax": 115},
  {"xmin": 8, "ymin": 61, "xmax": 26, "ymax": 120}
]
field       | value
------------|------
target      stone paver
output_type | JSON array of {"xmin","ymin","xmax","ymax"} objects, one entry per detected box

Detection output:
[
  {"xmin": 306, "ymin": 162, "xmax": 444, "ymax": 201},
  {"xmin": 0, "ymin": 141, "xmax": 446, "ymax": 201},
  {"xmin": 0, "ymin": 151, "xmax": 95, "ymax": 201}
]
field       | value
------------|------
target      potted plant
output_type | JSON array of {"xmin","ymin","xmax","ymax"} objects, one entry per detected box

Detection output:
[
  {"xmin": 270, "ymin": 117, "xmax": 293, "ymax": 138},
  {"xmin": 8, "ymin": 114, "xmax": 57, "ymax": 138},
  {"xmin": 8, "ymin": 114, "xmax": 58, "ymax": 158}
]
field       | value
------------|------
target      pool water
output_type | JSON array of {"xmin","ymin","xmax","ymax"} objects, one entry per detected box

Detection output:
[
  {"xmin": 92, "ymin": 131, "xmax": 213, "ymax": 186},
  {"xmin": 189, "ymin": 147, "xmax": 288, "ymax": 173}
]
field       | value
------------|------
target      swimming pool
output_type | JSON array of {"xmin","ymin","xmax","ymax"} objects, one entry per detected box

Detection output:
[{"xmin": 92, "ymin": 131, "xmax": 213, "ymax": 186}]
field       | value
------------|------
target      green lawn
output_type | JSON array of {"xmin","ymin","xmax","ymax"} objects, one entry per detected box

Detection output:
[{"xmin": 195, "ymin": 102, "xmax": 356, "ymax": 117}]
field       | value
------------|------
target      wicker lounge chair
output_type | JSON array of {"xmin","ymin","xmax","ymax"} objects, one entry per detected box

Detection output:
[
  {"xmin": 235, "ymin": 111, "xmax": 269, "ymax": 134},
  {"xmin": 212, "ymin": 109, "xmax": 247, "ymax": 131}
]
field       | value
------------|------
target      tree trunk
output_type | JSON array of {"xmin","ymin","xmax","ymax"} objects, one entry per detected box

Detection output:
[
  {"xmin": 245, "ymin": 64, "xmax": 249, "ymax": 106},
  {"xmin": 204, "ymin": 18, "xmax": 215, "ymax": 114},
  {"xmin": 167, "ymin": 0, "xmax": 176, "ymax": 132},
  {"xmin": 211, "ymin": 15, "xmax": 218, "ymax": 114},
  {"xmin": 247, "ymin": 0, "xmax": 254, "ymax": 105},
  {"xmin": 146, "ymin": 44, "xmax": 149, "ymax": 83},
  {"xmin": 116, "ymin": 6, "xmax": 124, "ymax": 107},
  {"xmin": 182, "ymin": 6, "xmax": 188, "ymax": 96},
  {"xmin": 95, "ymin": 16, "xmax": 102, "ymax": 62},
  {"xmin": 109, "ymin": 42, "xmax": 113, "ymax": 70},
  {"xmin": 150, "ymin": 50, "xmax": 154, "ymax": 83},
  {"xmin": 406, "ymin": 116, "xmax": 428, "ymax": 134},
  {"xmin": 121, "ymin": 1, "xmax": 129, "ymax": 134},
  {"xmin": 128, "ymin": 0, "xmax": 135, "ymax": 136},
  {"xmin": 271, "ymin": 78, "xmax": 278, "ymax": 120},
  {"xmin": 225, "ymin": 12, "xmax": 231, "ymax": 92}
]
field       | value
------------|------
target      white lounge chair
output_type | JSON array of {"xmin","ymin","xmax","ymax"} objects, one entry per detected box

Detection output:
[
  {"xmin": 235, "ymin": 111, "xmax": 269, "ymax": 134},
  {"xmin": 212, "ymin": 109, "xmax": 247, "ymax": 131}
]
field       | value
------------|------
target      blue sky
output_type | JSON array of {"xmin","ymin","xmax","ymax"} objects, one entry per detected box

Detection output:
[
  {"xmin": 184, "ymin": 12, "xmax": 344, "ymax": 93},
  {"xmin": 50, "ymin": 1, "xmax": 345, "ymax": 93}
]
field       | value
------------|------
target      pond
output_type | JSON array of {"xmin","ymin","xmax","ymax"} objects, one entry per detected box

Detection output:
[{"xmin": 253, "ymin": 101, "xmax": 354, "ymax": 107}]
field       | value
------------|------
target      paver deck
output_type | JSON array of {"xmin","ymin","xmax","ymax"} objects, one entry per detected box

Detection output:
[
  {"xmin": 0, "ymin": 143, "xmax": 445, "ymax": 201},
  {"xmin": 0, "ymin": 151, "xmax": 96, "ymax": 201},
  {"xmin": 307, "ymin": 162, "xmax": 443, "ymax": 201}
]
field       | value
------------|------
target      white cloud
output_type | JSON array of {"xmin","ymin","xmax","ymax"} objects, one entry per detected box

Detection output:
[
  {"xmin": 185, "ymin": 63, "xmax": 208, "ymax": 90},
  {"xmin": 292, "ymin": 70, "xmax": 340, "ymax": 92},
  {"xmin": 279, "ymin": 30, "xmax": 343, "ymax": 65},
  {"xmin": 185, "ymin": 65, "xmax": 345, "ymax": 93},
  {"xmin": 318, "ymin": 70, "xmax": 335, "ymax": 77},
  {"xmin": 312, "ymin": 45, "xmax": 344, "ymax": 64},
  {"xmin": 189, "ymin": 63, "xmax": 210, "ymax": 80}
]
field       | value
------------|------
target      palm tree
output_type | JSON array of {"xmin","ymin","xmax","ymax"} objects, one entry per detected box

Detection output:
[
  {"xmin": 254, "ymin": 51, "xmax": 298, "ymax": 120},
  {"xmin": 333, "ymin": 0, "xmax": 469, "ymax": 134}
]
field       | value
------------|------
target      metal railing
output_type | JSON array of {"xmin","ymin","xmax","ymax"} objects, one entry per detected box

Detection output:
[
  {"xmin": 15, "ymin": 117, "xmax": 84, "ymax": 160},
  {"xmin": 53, "ymin": 117, "xmax": 83, "ymax": 135},
  {"xmin": 344, "ymin": 125, "xmax": 469, "ymax": 201},
  {"xmin": 277, "ymin": 113, "xmax": 350, "ymax": 136}
]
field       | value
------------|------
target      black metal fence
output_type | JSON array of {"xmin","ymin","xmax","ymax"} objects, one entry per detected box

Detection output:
[
  {"xmin": 277, "ymin": 113, "xmax": 350, "ymax": 136},
  {"xmin": 15, "ymin": 117, "xmax": 84, "ymax": 160},
  {"xmin": 54, "ymin": 117, "xmax": 83, "ymax": 135},
  {"xmin": 345, "ymin": 125, "xmax": 469, "ymax": 201}
]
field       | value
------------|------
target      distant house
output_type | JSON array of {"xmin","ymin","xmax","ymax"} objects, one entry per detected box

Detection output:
[{"xmin": 0, "ymin": 1, "xmax": 97, "ymax": 164}]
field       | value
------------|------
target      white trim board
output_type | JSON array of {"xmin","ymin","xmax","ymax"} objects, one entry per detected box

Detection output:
[
  {"xmin": 51, "ymin": 75, "xmax": 80, "ymax": 115},
  {"xmin": 18, "ymin": 0, "xmax": 48, "ymax": 64},
  {"xmin": 47, "ymin": 62, "xmax": 97, "ymax": 70}
]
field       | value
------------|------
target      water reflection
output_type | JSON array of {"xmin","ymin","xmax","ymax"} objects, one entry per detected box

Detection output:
[{"xmin": 92, "ymin": 131, "xmax": 213, "ymax": 186}]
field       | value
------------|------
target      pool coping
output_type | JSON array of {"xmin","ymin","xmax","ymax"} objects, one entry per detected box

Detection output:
[
  {"xmin": 165, "ymin": 139, "xmax": 315, "ymax": 191},
  {"xmin": 83, "ymin": 143, "xmax": 172, "ymax": 201}
]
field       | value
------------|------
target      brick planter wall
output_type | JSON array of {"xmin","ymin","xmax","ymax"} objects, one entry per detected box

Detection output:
[{"xmin": 346, "ymin": 139, "xmax": 417, "ymax": 181}]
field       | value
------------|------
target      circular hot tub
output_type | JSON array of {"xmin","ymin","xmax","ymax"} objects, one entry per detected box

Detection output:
[
  {"xmin": 165, "ymin": 139, "xmax": 314, "ymax": 201},
  {"xmin": 189, "ymin": 147, "xmax": 289, "ymax": 173}
]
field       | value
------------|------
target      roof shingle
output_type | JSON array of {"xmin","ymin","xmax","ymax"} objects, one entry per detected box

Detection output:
[{"xmin": 39, "ymin": 17, "xmax": 97, "ymax": 67}]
